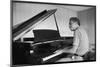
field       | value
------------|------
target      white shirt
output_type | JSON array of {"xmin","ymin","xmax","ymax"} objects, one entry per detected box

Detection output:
[{"xmin": 73, "ymin": 27, "xmax": 89, "ymax": 56}]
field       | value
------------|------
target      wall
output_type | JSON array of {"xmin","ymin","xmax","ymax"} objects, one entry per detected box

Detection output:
[
  {"xmin": 78, "ymin": 8, "xmax": 96, "ymax": 44},
  {"xmin": 13, "ymin": 2, "xmax": 77, "ymax": 37}
]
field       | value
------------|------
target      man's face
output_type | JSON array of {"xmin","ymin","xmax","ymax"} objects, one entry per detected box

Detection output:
[{"xmin": 69, "ymin": 21, "xmax": 78, "ymax": 31}]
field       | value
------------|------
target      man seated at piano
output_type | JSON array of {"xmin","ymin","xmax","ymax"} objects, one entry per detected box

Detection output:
[{"xmin": 55, "ymin": 17, "xmax": 89, "ymax": 62}]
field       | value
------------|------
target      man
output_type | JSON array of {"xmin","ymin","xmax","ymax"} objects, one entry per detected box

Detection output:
[{"xmin": 55, "ymin": 17, "xmax": 89, "ymax": 61}]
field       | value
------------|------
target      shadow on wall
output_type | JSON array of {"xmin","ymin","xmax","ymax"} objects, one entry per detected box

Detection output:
[{"xmin": 78, "ymin": 7, "xmax": 96, "ymax": 45}]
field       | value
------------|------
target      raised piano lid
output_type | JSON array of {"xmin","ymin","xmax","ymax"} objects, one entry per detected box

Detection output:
[{"xmin": 13, "ymin": 9, "xmax": 57, "ymax": 41}]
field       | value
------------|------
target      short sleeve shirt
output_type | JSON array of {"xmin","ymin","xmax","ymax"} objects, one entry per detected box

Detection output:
[{"xmin": 73, "ymin": 27, "xmax": 89, "ymax": 56}]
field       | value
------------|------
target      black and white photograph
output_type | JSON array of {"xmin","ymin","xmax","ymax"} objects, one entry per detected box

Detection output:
[{"xmin": 12, "ymin": 0, "xmax": 96, "ymax": 66}]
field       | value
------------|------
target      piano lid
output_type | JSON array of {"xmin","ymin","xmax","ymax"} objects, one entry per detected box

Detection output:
[{"xmin": 13, "ymin": 9, "xmax": 57, "ymax": 41}]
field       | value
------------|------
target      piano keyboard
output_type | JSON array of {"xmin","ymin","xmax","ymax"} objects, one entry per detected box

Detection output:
[{"xmin": 42, "ymin": 50, "xmax": 63, "ymax": 61}]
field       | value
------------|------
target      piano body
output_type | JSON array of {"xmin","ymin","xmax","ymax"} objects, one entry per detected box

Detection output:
[{"xmin": 12, "ymin": 9, "xmax": 73, "ymax": 65}]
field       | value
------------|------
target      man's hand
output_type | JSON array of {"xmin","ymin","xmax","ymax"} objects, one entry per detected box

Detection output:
[
  {"xmin": 54, "ymin": 49, "xmax": 64, "ymax": 54},
  {"xmin": 54, "ymin": 48, "xmax": 71, "ymax": 54},
  {"xmin": 54, "ymin": 47, "xmax": 75, "ymax": 54}
]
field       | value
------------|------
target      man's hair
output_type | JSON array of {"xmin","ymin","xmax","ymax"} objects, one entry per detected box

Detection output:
[{"xmin": 69, "ymin": 17, "xmax": 80, "ymax": 26}]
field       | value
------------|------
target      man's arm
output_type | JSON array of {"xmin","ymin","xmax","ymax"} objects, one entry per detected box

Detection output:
[
  {"xmin": 69, "ymin": 30, "xmax": 80, "ymax": 54},
  {"xmin": 54, "ymin": 30, "xmax": 80, "ymax": 54}
]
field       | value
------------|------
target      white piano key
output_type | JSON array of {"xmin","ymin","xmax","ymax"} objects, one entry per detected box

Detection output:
[{"xmin": 42, "ymin": 50, "xmax": 63, "ymax": 61}]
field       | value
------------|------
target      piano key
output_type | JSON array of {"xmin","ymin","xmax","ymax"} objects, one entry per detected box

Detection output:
[{"xmin": 42, "ymin": 50, "xmax": 63, "ymax": 61}]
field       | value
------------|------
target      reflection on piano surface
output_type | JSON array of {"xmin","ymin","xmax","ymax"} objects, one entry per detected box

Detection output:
[{"xmin": 12, "ymin": 9, "xmax": 73, "ymax": 65}]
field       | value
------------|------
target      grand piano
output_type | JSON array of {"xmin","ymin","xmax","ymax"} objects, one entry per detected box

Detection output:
[{"xmin": 12, "ymin": 9, "xmax": 73, "ymax": 65}]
